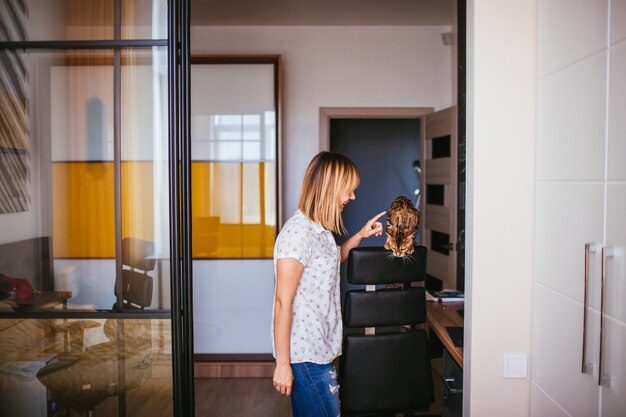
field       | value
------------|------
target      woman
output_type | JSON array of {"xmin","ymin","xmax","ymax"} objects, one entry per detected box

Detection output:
[{"xmin": 272, "ymin": 151, "xmax": 385, "ymax": 416}]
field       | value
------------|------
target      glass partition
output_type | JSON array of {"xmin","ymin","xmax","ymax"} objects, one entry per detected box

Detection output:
[
  {"xmin": 190, "ymin": 56, "xmax": 279, "ymax": 357},
  {"xmin": 0, "ymin": 318, "xmax": 172, "ymax": 417},
  {"xmin": 0, "ymin": 48, "xmax": 170, "ymax": 313},
  {"xmin": 48, "ymin": 49, "xmax": 170, "ymax": 311},
  {"xmin": 190, "ymin": 59, "xmax": 278, "ymax": 259},
  {"xmin": 0, "ymin": 0, "xmax": 167, "ymax": 42},
  {"xmin": 0, "ymin": 0, "xmax": 178, "ymax": 415}
]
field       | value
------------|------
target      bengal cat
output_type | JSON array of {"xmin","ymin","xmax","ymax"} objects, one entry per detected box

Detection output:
[{"xmin": 384, "ymin": 196, "xmax": 419, "ymax": 257}]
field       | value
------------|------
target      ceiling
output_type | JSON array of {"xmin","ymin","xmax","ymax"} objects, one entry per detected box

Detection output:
[{"xmin": 190, "ymin": 0, "xmax": 456, "ymax": 27}]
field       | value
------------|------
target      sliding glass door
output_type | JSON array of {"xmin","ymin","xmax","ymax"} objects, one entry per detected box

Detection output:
[{"xmin": 0, "ymin": 1, "xmax": 193, "ymax": 416}]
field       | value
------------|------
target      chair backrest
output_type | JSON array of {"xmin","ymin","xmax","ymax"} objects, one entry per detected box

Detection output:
[
  {"xmin": 114, "ymin": 238, "xmax": 155, "ymax": 309},
  {"xmin": 339, "ymin": 245, "xmax": 434, "ymax": 416}
]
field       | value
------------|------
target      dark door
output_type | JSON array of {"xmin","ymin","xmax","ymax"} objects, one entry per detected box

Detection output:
[{"xmin": 330, "ymin": 118, "xmax": 421, "ymax": 292}]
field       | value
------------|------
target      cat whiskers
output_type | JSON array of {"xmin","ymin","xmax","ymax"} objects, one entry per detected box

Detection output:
[
  {"xmin": 384, "ymin": 253, "xmax": 396, "ymax": 263},
  {"xmin": 403, "ymin": 253, "xmax": 417, "ymax": 266}
]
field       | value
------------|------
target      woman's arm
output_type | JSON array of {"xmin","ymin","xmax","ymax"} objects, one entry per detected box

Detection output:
[
  {"xmin": 273, "ymin": 258, "xmax": 304, "ymax": 396},
  {"xmin": 339, "ymin": 211, "xmax": 386, "ymax": 263}
]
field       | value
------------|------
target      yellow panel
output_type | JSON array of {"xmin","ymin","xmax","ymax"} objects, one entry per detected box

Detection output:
[
  {"xmin": 52, "ymin": 161, "xmax": 275, "ymax": 259},
  {"xmin": 121, "ymin": 162, "xmax": 155, "ymax": 242},
  {"xmin": 52, "ymin": 162, "xmax": 115, "ymax": 258},
  {"xmin": 191, "ymin": 161, "xmax": 276, "ymax": 259}
]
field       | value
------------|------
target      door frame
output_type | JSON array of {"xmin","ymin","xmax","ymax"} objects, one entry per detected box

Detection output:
[
  {"xmin": 319, "ymin": 107, "xmax": 433, "ymax": 151},
  {"xmin": 423, "ymin": 107, "xmax": 459, "ymax": 291}
]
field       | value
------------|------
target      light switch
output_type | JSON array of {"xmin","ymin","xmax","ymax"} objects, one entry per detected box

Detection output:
[{"xmin": 503, "ymin": 353, "xmax": 527, "ymax": 378}]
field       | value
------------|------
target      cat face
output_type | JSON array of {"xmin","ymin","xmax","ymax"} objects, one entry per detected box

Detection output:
[
  {"xmin": 383, "ymin": 196, "xmax": 419, "ymax": 257},
  {"xmin": 384, "ymin": 223, "xmax": 417, "ymax": 257}
]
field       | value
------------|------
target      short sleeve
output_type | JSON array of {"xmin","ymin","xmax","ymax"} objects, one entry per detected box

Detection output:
[{"xmin": 274, "ymin": 221, "xmax": 313, "ymax": 267}]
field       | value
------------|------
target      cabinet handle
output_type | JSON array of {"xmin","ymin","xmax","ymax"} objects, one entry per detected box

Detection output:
[
  {"xmin": 443, "ymin": 377, "xmax": 463, "ymax": 394},
  {"xmin": 582, "ymin": 243, "xmax": 597, "ymax": 374},
  {"xmin": 598, "ymin": 246, "xmax": 614, "ymax": 386}
]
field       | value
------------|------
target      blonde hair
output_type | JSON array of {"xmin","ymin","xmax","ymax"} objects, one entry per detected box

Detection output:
[{"xmin": 298, "ymin": 152, "xmax": 360, "ymax": 234}]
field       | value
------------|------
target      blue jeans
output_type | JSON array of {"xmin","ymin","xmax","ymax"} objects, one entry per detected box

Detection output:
[{"xmin": 290, "ymin": 362, "xmax": 341, "ymax": 417}]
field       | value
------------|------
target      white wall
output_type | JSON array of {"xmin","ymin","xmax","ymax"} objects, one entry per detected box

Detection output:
[
  {"xmin": 191, "ymin": 25, "xmax": 453, "ymax": 218},
  {"xmin": 466, "ymin": 1, "xmax": 536, "ymax": 416},
  {"xmin": 193, "ymin": 260, "xmax": 275, "ymax": 353},
  {"xmin": 0, "ymin": 202, "xmax": 40, "ymax": 244}
]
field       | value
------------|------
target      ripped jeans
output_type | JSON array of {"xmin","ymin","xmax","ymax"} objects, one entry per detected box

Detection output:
[{"xmin": 290, "ymin": 362, "xmax": 340, "ymax": 417}]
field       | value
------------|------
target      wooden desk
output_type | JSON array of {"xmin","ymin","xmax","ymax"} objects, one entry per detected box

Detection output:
[
  {"xmin": 2, "ymin": 291, "xmax": 72, "ymax": 312},
  {"xmin": 426, "ymin": 301, "xmax": 464, "ymax": 368}
]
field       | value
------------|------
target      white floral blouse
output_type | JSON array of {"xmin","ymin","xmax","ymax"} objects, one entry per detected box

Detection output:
[{"xmin": 271, "ymin": 209, "xmax": 342, "ymax": 364}]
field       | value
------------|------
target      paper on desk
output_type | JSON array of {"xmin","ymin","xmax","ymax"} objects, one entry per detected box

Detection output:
[{"xmin": 426, "ymin": 290, "xmax": 464, "ymax": 303}]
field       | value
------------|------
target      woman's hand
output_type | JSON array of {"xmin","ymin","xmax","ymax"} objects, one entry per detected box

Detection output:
[
  {"xmin": 273, "ymin": 362, "xmax": 294, "ymax": 396},
  {"xmin": 340, "ymin": 211, "xmax": 386, "ymax": 262},
  {"xmin": 273, "ymin": 258, "xmax": 302, "ymax": 395},
  {"xmin": 358, "ymin": 211, "xmax": 386, "ymax": 239}
]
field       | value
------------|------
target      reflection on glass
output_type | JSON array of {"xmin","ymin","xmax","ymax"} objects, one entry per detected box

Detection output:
[
  {"xmin": 192, "ymin": 113, "xmax": 276, "ymax": 161},
  {"xmin": 191, "ymin": 162, "xmax": 276, "ymax": 258},
  {"xmin": 0, "ymin": 0, "xmax": 167, "ymax": 42},
  {"xmin": 0, "ymin": 318, "xmax": 173, "ymax": 417},
  {"xmin": 0, "ymin": 48, "xmax": 170, "ymax": 313},
  {"xmin": 0, "ymin": 37, "xmax": 29, "ymax": 215},
  {"xmin": 191, "ymin": 62, "xmax": 278, "ymax": 259},
  {"xmin": 45, "ymin": 49, "xmax": 169, "ymax": 311},
  {"xmin": 122, "ymin": 0, "xmax": 168, "ymax": 40},
  {"xmin": 0, "ymin": 3, "xmax": 173, "ymax": 415}
]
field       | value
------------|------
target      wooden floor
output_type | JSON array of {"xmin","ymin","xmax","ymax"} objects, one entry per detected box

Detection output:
[
  {"xmin": 193, "ymin": 359, "xmax": 443, "ymax": 417},
  {"xmin": 37, "ymin": 358, "xmax": 441, "ymax": 416},
  {"xmin": 195, "ymin": 377, "xmax": 292, "ymax": 417}
]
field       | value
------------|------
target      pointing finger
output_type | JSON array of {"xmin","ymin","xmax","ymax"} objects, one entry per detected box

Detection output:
[{"xmin": 370, "ymin": 211, "xmax": 386, "ymax": 223}]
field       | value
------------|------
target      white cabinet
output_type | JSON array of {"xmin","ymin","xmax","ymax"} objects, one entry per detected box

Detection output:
[
  {"xmin": 532, "ymin": 284, "xmax": 600, "ymax": 417},
  {"xmin": 531, "ymin": 181, "xmax": 604, "ymax": 416},
  {"xmin": 601, "ymin": 185, "xmax": 626, "ymax": 416},
  {"xmin": 536, "ymin": 52, "xmax": 607, "ymax": 182},
  {"xmin": 532, "ymin": 1, "xmax": 626, "ymax": 416}
]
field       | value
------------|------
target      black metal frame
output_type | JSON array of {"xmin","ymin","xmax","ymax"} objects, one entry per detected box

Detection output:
[
  {"xmin": 456, "ymin": 0, "xmax": 467, "ymax": 292},
  {"xmin": 0, "ymin": 40, "xmax": 167, "ymax": 49},
  {"xmin": 0, "ymin": 1, "xmax": 194, "ymax": 416},
  {"xmin": 3, "ymin": 310, "xmax": 171, "ymax": 319},
  {"xmin": 169, "ymin": 1, "xmax": 195, "ymax": 416}
]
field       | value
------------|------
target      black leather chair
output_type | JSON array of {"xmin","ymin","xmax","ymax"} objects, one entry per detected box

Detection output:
[
  {"xmin": 114, "ymin": 237, "xmax": 155, "ymax": 310},
  {"xmin": 339, "ymin": 246, "xmax": 434, "ymax": 416}
]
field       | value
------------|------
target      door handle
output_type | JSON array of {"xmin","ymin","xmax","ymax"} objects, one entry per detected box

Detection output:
[
  {"xmin": 442, "ymin": 242, "xmax": 455, "ymax": 251},
  {"xmin": 598, "ymin": 246, "xmax": 614, "ymax": 386},
  {"xmin": 443, "ymin": 377, "xmax": 463, "ymax": 395},
  {"xmin": 581, "ymin": 243, "xmax": 598, "ymax": 374}
]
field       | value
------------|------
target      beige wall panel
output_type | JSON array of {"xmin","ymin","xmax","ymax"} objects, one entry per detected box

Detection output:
[
  {"xmin": 425, "ymin": 107, "xmax": 453, "ymax": 138},
  {"xmin": 427, "ymin": 251, "xmax": 452, "ymax": 285},
  {"xmin": 425, "ymin": 207, "xmax": 451, "ymax": 233},
  {"xmin": 425, "ymin": 158, "xmax": 452, "ymax": 183}
]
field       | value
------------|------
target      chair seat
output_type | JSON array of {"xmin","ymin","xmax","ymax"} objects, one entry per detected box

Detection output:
[{"xmin": 339, "ymin": 330, "xmax": 434, "ymax": 415}]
